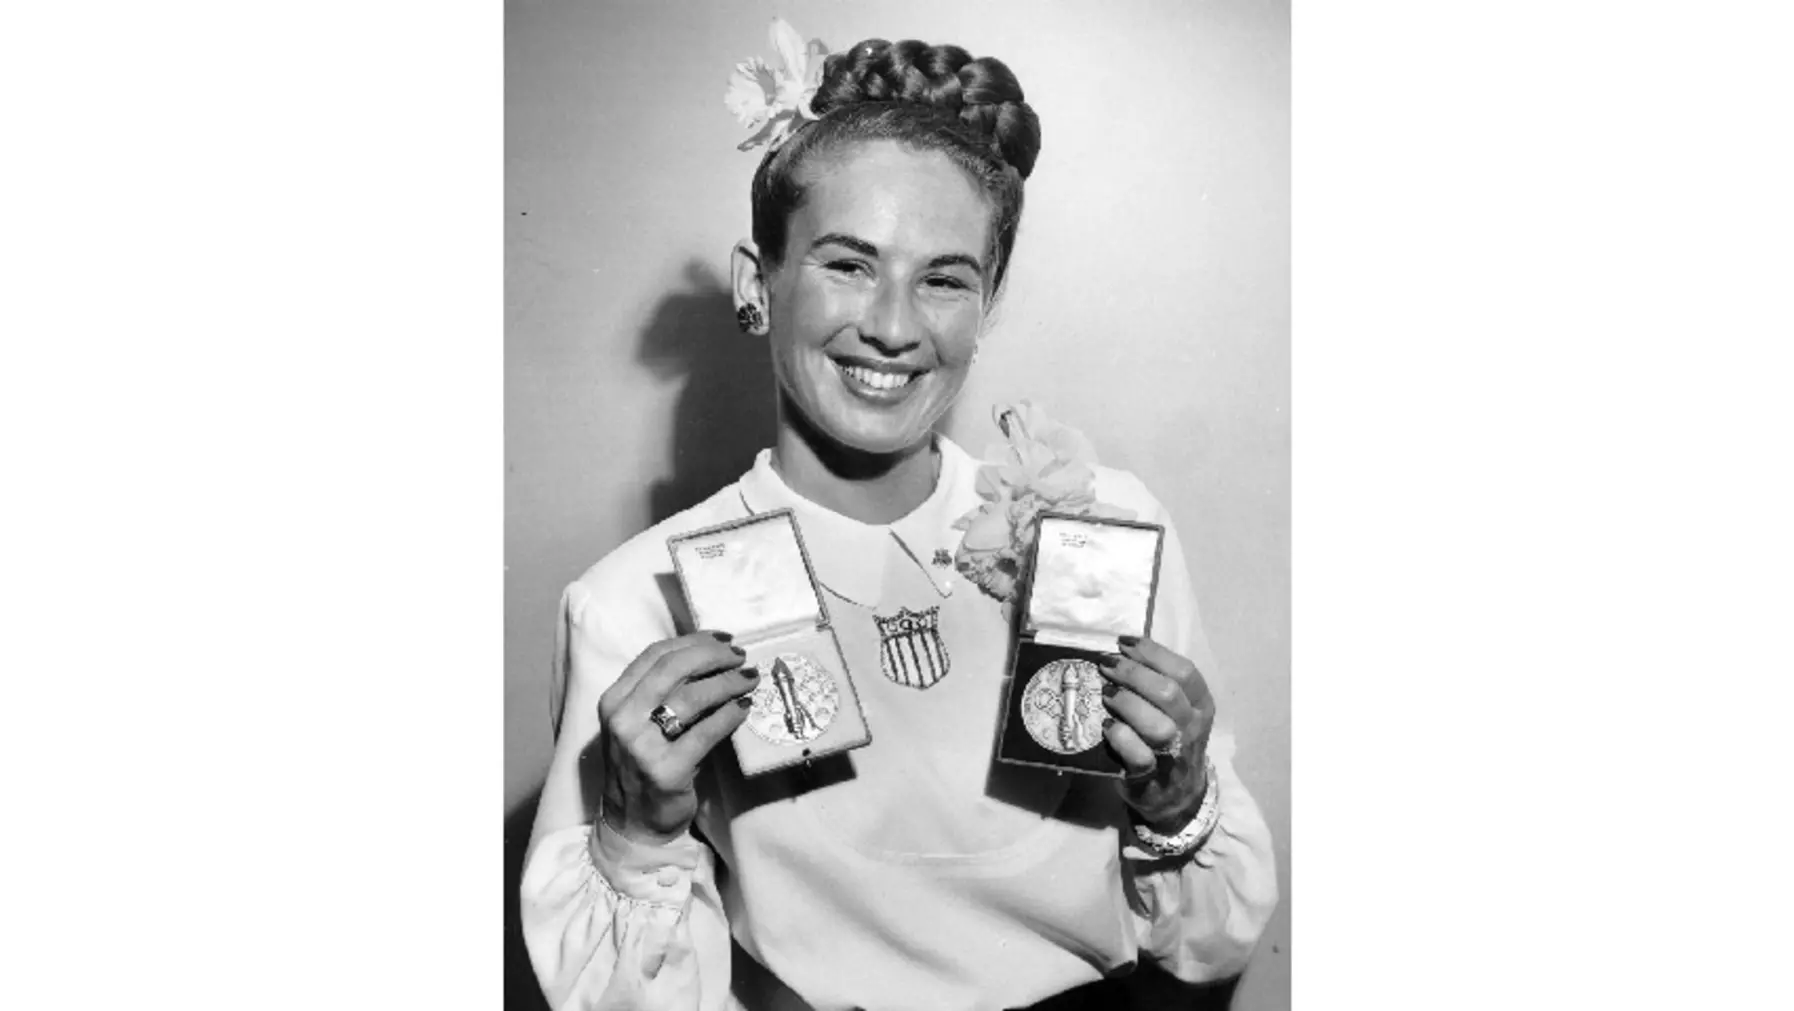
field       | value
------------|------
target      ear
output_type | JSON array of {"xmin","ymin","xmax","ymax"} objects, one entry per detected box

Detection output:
[{"xmin": 731, "ymin": 241, "xmax": 769, "ymax": 333}]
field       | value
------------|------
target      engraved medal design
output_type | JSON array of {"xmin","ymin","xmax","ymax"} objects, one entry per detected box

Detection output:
[
  {"xmin": 875, "ymin": 605, "xmax": 951, "ymax": 689},
  {"xmin": 744, "ymin": 653, "xmax": 837, "ymax": 745},
  {"xmin": 1021, "ymin": 658, "xmax": 1106, "ymax": 754}
]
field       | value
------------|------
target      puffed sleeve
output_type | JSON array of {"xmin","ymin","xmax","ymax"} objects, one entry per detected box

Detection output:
[
  {"xmin": 1124, "ymin": 511, "xmax": 1280, "ymax": 982},
  {"xmin": 520, "ymin": 579, "xmax": 736, "ymax": 1011}
]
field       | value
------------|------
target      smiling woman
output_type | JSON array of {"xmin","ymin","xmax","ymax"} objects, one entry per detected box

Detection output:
[
  {"xmin": 742, "ymin": 143, "xmax": 990, "ymax": 479},
  {"xmin": 515, "ymin": 13, "xmax": 1281, "ymax": 1011}
]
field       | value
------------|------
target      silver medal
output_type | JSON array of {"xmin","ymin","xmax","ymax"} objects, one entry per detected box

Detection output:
[
  {"xmin": 1021, "ymin": 658, "xmax": 1106, "ymax": 754},
  {"xmin": 744, "ymin": 653, "xmax": 837, "ymax": 745}
]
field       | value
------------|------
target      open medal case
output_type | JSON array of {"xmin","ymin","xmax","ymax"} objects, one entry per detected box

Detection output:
[
  {"xmin": 667, "ymin": 509, "xmax": 871, "ymax": 777},
  {"xmin": 995, "ymin": 511, "xmax": 1166, "ymax": 777}
]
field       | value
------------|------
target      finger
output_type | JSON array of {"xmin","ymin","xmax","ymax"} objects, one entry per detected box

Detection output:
[
  {"xmin": 627, "ymin": 695, "xmax": 753, "ymax": 801},
  {"xmin": 1104, "ymin": 719, "xmax": 1158, "ymax": 779},
  {"xmin": 1118, "ymin": 635, "xmax": 1208, "ymax": 696},
  {"xmin": 625, "ymin": 637, "xmax": 748, "ymax": 719},
  {"xmin": 608, "ymin": 630, "xmax": 736, "ymax": 704},
  {"xmin": 666, "ymin": 688, "xmax": 754, "ymax": 767},
  {"xmin": 1098, "ymin": 656, "xmax": 1195, "ymax": 726},
  {"xmin": 656, "ymin": 665, "xmax": 761, "ymax": 737},
  {"xmin": 1103, "ymin": 687, "xmax": 1182, "ymax": 752}
]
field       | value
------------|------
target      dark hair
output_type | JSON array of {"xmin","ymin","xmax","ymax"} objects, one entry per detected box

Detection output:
[{"xmin": 749, "ymin": 38, "xmax": 1042, "ymax": 296}]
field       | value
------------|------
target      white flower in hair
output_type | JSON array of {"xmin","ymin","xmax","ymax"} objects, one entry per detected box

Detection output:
[{"xmin": 724, "ymin": 18, "xmax": 830, "ymax": 152}]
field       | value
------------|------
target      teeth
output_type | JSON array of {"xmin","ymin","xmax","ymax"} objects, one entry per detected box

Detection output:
[{"xmin": 841, "ymin": 364, "xmax": 917, "ymax": 391}]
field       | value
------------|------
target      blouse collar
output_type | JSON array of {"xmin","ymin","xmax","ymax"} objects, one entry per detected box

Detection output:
[{"xmin": 736, "ymin": 435, "xmax": 982, "ymax": 610}]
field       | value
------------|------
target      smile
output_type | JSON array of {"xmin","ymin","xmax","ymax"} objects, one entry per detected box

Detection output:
[{"xmin": 836, "ymin": 360, "xmax": 923, "ymax": 397}]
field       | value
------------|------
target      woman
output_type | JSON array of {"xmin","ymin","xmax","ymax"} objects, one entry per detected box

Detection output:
[{"xmin": 522, "ymin": 22, "xmax": 1278, "ymax": 1011}]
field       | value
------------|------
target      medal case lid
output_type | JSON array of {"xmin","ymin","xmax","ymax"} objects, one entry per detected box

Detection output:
[
  {"xmin": 1018, "ymin": 511, "xmax": 1165, "ymax": 652},
  {"xmin": 667, "ymin": 509, "xmax": 830, "ymax": 642}
]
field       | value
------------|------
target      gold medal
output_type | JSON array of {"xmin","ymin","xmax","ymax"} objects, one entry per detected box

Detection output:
[
  {"xmin": 744, "ymin": 653, "xmax": 837, "ymax": 745},
  {"xmin": 1021, "ymin": 658, "xmax": 1106, "ymax": 754}
]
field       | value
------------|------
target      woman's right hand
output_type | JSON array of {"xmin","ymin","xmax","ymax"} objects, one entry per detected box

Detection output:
[{"xmin": 597, "ymin": 631, "xmax": 759, "ymax": 845}]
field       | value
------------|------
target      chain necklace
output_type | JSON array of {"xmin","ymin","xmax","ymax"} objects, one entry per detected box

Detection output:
[{"xmin": 738, "ymin": 445, "xmax": 950, "ymax": 612}]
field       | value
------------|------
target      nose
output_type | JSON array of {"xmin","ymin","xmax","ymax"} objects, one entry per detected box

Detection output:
[{"xmin": 858, "ymin": 279, "xmax": 924, "ymax": 356}]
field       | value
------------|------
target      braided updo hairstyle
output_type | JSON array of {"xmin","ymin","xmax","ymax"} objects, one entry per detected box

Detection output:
[{"xmin": 750, "ymin": 38, "xmax": 1042, "ymax": 296}]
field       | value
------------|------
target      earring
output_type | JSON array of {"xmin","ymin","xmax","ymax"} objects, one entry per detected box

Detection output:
[{"xmin": 736, "ymin": 303, "xmax": 765, "ymax": 334}]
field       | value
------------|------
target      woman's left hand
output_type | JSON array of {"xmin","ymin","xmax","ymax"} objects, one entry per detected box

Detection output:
[{"xmin": 1100, "ymin": 635, "xmax": 1216, "ymax": 831}]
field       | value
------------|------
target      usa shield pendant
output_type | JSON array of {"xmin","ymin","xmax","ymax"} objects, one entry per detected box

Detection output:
[{"xmin": 875, "ymin": 605, "xmax": 951, "ymax": 689}]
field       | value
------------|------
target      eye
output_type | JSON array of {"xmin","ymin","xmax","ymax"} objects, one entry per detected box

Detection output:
[
  {"xmin": 825, "ymin": 259, "xmax": 871, "ymax": 278},
  {"xmin": 924, "ymin": 274, "xmax": 972, "ymax": 292}
]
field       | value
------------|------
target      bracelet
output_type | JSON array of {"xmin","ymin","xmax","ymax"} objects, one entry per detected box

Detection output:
[{"xmin": 1131, "ymin": 755, "xmax": 1221, "ymax": 858}]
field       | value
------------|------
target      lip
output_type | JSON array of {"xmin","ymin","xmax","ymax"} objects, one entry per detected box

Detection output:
[
  {"xmin": 832, "ymin": 357, "xmax": 928, "ymax": 403},
  {"xmin": 832, "ymin": 355, "xmax": 926, "ymax": 377}
]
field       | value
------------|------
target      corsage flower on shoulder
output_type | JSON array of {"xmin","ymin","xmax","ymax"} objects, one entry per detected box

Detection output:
[
  {"xmin": 724, "ymin": 18, "xmax": 830, "ymax": 153},
  {"xmin": 952, "ymin": 402, "xmax": 1136, "ymax": 615}
]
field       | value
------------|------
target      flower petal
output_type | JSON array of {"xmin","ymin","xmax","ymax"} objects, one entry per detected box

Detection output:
[
  {"xmin": 1013, "ymin": 440, "xmax": 1057, "ymax": 475},
  {"xmin": 764, "ymin": 109, "xmax": 801, "ymax": 149},
  {"xmin": 769, "ymin": 18, "xmax": 807, "ymax": 80},
  {"xmin": 1034, "ymin": 460, "xmax": 1095, "ymax": 500},
  {"xmin": 804, "ymin": 39, "xmax": 829, "ymax": 83},
  {"xmin": 1039, "ymin": 423, "xmax": 1098, "ymax": 465},
  {"xmin": 724, "ymin": 58, "xmax": 775, "ymax": 129},
  {"xmin": 735, "ymin": 117, "xmax": 782, "ymax": 152},
  {"xmin": 995, "ymin": 403, "xmax": 1032, "ymax": 442},
  {"xmin": 973, "ymin": 466, "xmax": 1013, "ymax": 503},
  {"xmin": 961, "ymin": 510, "xmax": 1014, "ymax": 551}
]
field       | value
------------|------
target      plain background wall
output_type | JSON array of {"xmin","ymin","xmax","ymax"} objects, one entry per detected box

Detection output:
[{"xmin": 506, "ymin": 0, "xmax": 1288, "ymax": 1007}]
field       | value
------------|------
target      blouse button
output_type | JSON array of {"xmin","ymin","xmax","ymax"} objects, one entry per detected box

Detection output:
[{"xmin": 655, "ymin": 867, "xmax": 681, "ymax": 887}]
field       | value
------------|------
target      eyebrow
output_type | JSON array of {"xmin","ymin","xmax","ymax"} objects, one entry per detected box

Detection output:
[{"xmin": 811, "ymin": 232, "xmax": 985, "ymax": 275}]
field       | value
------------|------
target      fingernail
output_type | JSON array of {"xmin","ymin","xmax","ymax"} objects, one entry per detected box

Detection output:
[
  {"xmin": 731, "ymin": 645, "xmax": 747, "ymax": 657},
  {"xmin": 742, "ymin": 665, "xmax": 760, "ymax": 678},
  {"xmin": 710, "ymin": 630, "xmax": 734, "ymax": 642},
  {"xmin": 1097, "ymin": 654, "xmax": 1122, "ymax": 668},
  {"xmin": 737, "ymin": 695, "xmax": 754, "ymax": 708},
  {"xmin": 1101, "ymin": 679, "xmax": 1120, "ymax": 697},
  {"xmin": 1117, "ymin": 635, "xmax": 1140, "ymax": 648}
]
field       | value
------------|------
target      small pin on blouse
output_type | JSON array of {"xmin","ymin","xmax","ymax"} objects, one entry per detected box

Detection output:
[{"xmin": 932, "ymin": 549, "xmax": 952, "ymax": 567}]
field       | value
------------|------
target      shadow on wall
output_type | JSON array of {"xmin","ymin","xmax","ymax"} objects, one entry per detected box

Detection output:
[
  {"xmin": 638, "ymin": 260, "xmax": 778, "ymax": 526},
  {"xmin": 508, "ymin": 262, "xmax": 774, "ymax": 1008}
]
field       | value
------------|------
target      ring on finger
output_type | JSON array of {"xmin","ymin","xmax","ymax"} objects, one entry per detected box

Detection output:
[
  {"xmin": 649, "ymin": 704, "xmax": 686, "ymax": 741},
  {"xmin": 1152, "ymin": 728, "xmax": 1185, "ymax": 758}
]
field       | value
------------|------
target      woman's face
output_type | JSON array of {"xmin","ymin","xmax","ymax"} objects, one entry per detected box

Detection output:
[{"xmin": 760, "ymin": 141, "xmax": 993, "ymax": 456}]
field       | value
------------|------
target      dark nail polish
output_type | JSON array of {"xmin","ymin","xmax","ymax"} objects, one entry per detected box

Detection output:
[
  {"xmin": 731, "ymin": 645, "xmax": 747, "ymax": 657},
  {"xmin": 1117, "ymin": 635, "xmax": 1140, "ymax": 648},
  {"xmin": 710, "ymin": 630, "xmax": 734, "ymax": 642},
  {"xmin": 1098, "ymin": 654, "xmax": 1122, "ymax": 669},
  {"xmin": 742, "ymin": 665, "xmax": 760, "ymax": 678},
  {"xmin": 737, "ymin": 695, "xmax": 754, "ymax": 708}
]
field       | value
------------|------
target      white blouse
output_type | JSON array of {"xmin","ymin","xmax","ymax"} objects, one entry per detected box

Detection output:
[{"xmin": 520, "ymin": 437, "xmax": 1278, "ymax": 1011}]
